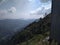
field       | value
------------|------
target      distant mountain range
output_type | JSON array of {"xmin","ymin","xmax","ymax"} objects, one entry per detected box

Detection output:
[{"xmin": 0, "ymin": 19, "xmax": 34, "ymax": 40}]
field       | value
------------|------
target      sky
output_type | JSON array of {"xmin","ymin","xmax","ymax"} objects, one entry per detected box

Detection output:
[{"xmin": 0, "ymin": 0, "xmax": 51, "ymax": 20}]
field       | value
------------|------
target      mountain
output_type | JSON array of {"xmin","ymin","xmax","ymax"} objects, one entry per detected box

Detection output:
[
  {"xmin": 3, "ymin": 13, "xmax": 51, "ymax": 45},
  {"xmin": 0, "ymin": 19, "xmax": 34, "ymax": 40}
]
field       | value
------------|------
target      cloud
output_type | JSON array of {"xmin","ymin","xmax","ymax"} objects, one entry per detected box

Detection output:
[
  {"xmin": 0, "ymin": 7, "xmax": 16, "ymax": 19},
  {"xmin": 0, "ymin": 9, "xmax": 16, "ymax": 20},
  {"xmin": 0, "ymin": 0, "xmax": 51, "ymax": 20},
  {"xmin": 30, "ymin": 7, "xmax": 42, "ymax": 14},
  {"xmin": 8, "ymin": 7, "xmax": 16, "ymax": 13},
  {"xmin": 0, "ymin": 10, "xmax": 8, "ymax": 20},
  {"xmin": 0, "ymin": 10, "xmax": 7, "ymax": 15},
  {"xmin": 30, "ymin": 4, "xmax": 51, "ymax": 17},
  {"xmin": 0, "ymin": 7, "xmax": 16, "ymax": 15},
  {"xmin": 19, "ymin": 13, "xmax": 44, "ymax": 20},
  {"xmin": 30, "ymin": 0, "xmax": 51, "ymax": 15},
  {"xmin": 40, "ymin": 0, "xmax": 51, "ymax": 3},
  {"xmin": 0, "ymin": 0, "xmax": 6, "ymax": 5},
  {"xmin": 30, "ymin": 7, "xmax": 45, "ymax": 15}
]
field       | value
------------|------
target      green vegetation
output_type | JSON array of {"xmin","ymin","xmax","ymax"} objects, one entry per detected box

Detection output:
[
  {"xmin": 19, "ymin": 32, "xmax": 49, "ymax": 45},
  {"xmin": 9, "ymin": 14, "xmax": 58, "ymax": 45}
]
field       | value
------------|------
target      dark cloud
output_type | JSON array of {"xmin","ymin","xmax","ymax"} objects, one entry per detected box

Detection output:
[
  {"xmin": 0, "ymin": 0, "xmax": 2, "ymax": 2},
  {"xmin": 0, "ymin": 0, "xmax": 6, "ymax": 5}
]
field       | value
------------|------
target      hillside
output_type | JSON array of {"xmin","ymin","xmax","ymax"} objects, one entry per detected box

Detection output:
[
  {"xmin": 4, "ymin": 13, "xmax": 51, "ymax": 45},
  {"xmin": 1, "ymin": 13, "xmax": 57, "ymax": 45},
  {"xmin": 0, "ymin": 19, "xmax": 34, "ymax": 39}
]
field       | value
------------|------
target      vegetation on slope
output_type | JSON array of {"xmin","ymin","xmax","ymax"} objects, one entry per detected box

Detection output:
[{"xmin": 8, "ymin": 13, "xmax": 51, "ymax": 45}]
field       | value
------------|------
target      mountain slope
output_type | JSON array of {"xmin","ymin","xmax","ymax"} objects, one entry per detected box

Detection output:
[
  {"xmin": 0, "ymin": 13, "xmax": 52, "ymax": 45},
  {"xmin": 6, "ymin": 13, "xmax": 51, "ymax": 45}
]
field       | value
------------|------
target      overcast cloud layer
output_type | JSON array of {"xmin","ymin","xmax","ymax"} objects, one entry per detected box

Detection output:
[{"xmin": 0, "ymin": 0, "xmax": 51, "ymax": 20}]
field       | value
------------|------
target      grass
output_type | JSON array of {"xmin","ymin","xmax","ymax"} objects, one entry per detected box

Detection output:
[
  {"xmin": 16, "ymin": 32, "xmax": 47, "ymax": 45},
  {"xmin": 16, "ymin": 31, "xmax": 58, "ymax": 45}
]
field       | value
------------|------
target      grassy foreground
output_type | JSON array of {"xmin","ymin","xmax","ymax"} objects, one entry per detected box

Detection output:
[{"xmin": 17, "ymin": 32, "xmax": 58, "ymax": 45}]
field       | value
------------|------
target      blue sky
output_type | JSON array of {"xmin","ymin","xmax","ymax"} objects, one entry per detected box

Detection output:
[{"xmin": 0, "ymin": 0, "xmax": 51, "ymax": 20}]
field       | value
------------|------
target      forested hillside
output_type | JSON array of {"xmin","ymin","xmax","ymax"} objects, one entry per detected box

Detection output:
[
  {"xmin": 1, "ymin": 13, "xmax": 56, "ymax": 45},
  {"xmin": 7, "ymin": 13, "xmax": 52, "ymax": 45}
]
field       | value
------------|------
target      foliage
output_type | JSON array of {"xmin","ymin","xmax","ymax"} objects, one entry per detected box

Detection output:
[{"xmin": 6, "ymin": 14, "xmax": 52, "ymax": 45}]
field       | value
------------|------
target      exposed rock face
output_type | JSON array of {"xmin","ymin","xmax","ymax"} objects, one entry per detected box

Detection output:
[{"xmin": 51, "ymin": 0, "xmax": 60, "ymax": 43}]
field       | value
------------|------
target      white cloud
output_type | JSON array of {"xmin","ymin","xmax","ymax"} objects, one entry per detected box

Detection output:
[
  {"xmin": 30, "ymin": 7, "xmax": 42, "ymax": 14},
  {"xmin": 29, "ymin": 3, "xmax": 51, "ymax": 18},
  {"xmin": 8, "ymin": 7, "xmax": 16, "ymax": 13},
  {"xmin": 28, "ymin": 0, "xmax": 32, "ymax": 2},
  {"xmin": 0, "ymin": 0, "xmax": 51, "ymax": 20},
  {"xmin": 0, "ymin": 7, "xmax": 17, "ymax": 20},
  {"xmin": 40, "ymin": 0, "xmax": 51, "ymax": 3},
  {"xmin": 0, "ymin": 7, "xmax": 16, "ymax": 15},
  {"xmin": 19, "ymin": 14, "xmax": 44, "ymax": 20},
  {"xmin": 0, "ymin": 10, "xmax": 16, "ymax": 20},
  {"xmin": 30, "ymin": 7, "xmax": 45, "ymax": 15}
]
